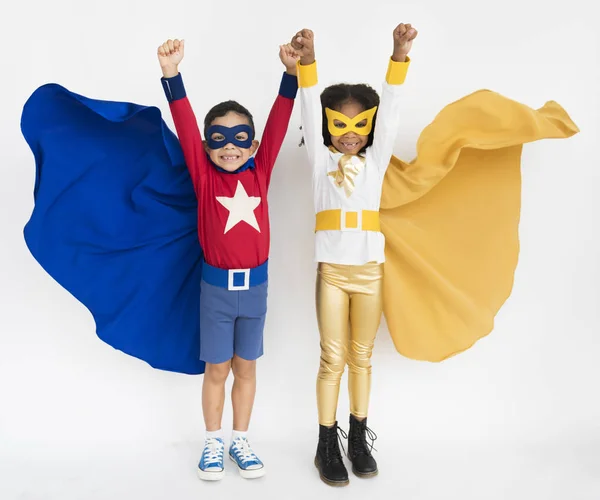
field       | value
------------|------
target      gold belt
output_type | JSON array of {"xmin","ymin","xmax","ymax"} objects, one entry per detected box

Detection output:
[{"xmin": 315, "ymin": 209, "xmax": 380, "ymax": 232}]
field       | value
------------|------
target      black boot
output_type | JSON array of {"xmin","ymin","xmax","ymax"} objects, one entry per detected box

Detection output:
[
  {"xmin": 314, "ymin": 422, "xmax": 349, "ymax": 486},
  {"xmin": 347, "ymin": 414, "xmax": 378, "ymax": 477}
]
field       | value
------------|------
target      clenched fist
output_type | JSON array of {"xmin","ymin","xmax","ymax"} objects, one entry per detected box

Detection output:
[
  {"xmin": 279, "ymin": 43, "xmax": 300, "ymax": 75},
  {"xmin": 392, "ymin": 23, "xmax": 418, "ymax": 62},
  {"xmin": 290, "ymin": 29, "xmax": 315, "ymax": 66},
  {"xmin": 157, "ymin": 39, "xmax": 185, "ymax": 78}
]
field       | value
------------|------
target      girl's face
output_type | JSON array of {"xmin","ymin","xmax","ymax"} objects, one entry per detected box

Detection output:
[{"xmin": 329, "ymin": 101, "xmax": 370, "ymax": 155}]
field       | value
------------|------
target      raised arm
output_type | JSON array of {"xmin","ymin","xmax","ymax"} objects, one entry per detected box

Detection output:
[
  {"xmin": 292, "ymin": 29, "xmax": 329, "ymax": 169},
  {"xmin": 254, "ymin": 44, "xmax": 299, "ymax": 181},
  {"xmin": 371, "ymin": 23, "xmax": 417, "ymax": 175},
  {"xmin": 157, "ymin": 39, "xmax": 209, "ymax": 192}
]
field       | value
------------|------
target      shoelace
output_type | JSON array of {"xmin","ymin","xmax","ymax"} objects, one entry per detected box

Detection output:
[
  {"xmin": 352, "ymin": 424, "xmax": 378, "ymax": 455},
  {"xmin": 325, "ymin": 426, "xmax": 347, "ymax": 463},
  {"xmin": 231, "ymin": 438, "xmax": 259, "ymax": 464},
  {"xmin": 202, "ymin": 438, "xmax": 224, "ymax": 466}
]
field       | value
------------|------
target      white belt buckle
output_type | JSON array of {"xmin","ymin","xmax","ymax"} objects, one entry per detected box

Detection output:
[{"xmin": 228, "ymin": 269, "xmax": 250, "ymax": 291}]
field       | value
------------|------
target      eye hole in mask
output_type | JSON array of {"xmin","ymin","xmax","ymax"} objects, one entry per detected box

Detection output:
[{"xmin": 206, "ymin": 124, "xmax": 254, "ymax": 150}]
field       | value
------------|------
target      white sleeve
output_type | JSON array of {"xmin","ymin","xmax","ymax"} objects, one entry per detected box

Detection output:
[
  {"xmin": 298, "ymin": 63, "xmax": 329, "ymax": 173},
  {"xmin": 370, "ymin": 57, "xmax": 411, "ymax": 177},
  {"xmin": 371, "ymin": 82, "xmax": 404, "ymax": 177}
]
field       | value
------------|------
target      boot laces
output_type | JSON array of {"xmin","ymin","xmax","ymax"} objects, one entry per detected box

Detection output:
[
  {"xmin": 325, "ymin": 425, "xmax": 347, "ymax": 463},
  {"xmin": 352, "ymin": 420, "xmax": 378, "ymax": 455}
]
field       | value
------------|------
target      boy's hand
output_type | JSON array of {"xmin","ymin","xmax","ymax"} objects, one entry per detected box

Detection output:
[
  {"xmin": 392, "ymin": 23, "xmax": 417, "ymax": 62},
  {"xmin": 290, "ymin": 29, "xmax": 315, "ymax": 66},
  {"xmin": 279, "ymin": 44, "xmax": 300, "ymax": 75},
  {"xmin": 157, "ymin": 39, "xmax": 185, "ymax": 78}
]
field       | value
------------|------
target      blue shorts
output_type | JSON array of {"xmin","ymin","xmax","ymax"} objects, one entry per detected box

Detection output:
[{"xmin": 199, "ymin": 280, "xmax": 268, "ymax": 364}]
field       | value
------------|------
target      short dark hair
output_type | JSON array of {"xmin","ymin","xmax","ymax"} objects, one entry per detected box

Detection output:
[
  {"xmin": 203, "ymin": 100, "xmax": 255, "ymax": 138},
  {"xmin": 320, "ymin": 84, "xmax": 380, "ymax": 151}
]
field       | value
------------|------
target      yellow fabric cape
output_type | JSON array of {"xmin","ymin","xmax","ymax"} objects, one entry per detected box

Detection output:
[{"xmin": 380, "ymin": 89, "xmax": 579, "ymax": 362}]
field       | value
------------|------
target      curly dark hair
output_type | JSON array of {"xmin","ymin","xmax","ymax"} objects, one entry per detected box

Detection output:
[
  {"xmin": 320, "ymin": 83, "xmax": 380, "ymax": 151},
  {"xmin": 203, "ymin": 100, "xmax": 255, "ymax": 139}
]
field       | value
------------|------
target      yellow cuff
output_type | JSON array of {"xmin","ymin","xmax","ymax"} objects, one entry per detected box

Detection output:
[
  {"xmin": 386, "ymin": 56, "xmax": 410, "ymax": 85},
  {"xmin": 297, "ymin": 60, "xmax": 318, "ymax": 88}
]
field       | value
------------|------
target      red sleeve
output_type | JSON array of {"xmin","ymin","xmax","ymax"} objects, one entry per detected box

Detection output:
[
  {"xmin": 254, "ymin": 94, "xmax": 295, "ymax": 183},
  {"xmin": 169, "ymin": 97, "xmax": 209, "ymax": 193}
]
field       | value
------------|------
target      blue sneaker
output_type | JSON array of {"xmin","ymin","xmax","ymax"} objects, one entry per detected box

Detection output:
[
  {"xmin": 197, "ymin": 437, "xmax": 225, "ymax": 481},
  {"xmin": 229, "ymin": 437, "xmax": 266, "ymax": 479}
]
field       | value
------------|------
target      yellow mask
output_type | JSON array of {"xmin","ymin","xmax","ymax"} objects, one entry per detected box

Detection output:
[{"xmin": 325, "ymin": 106, "xmax": 378, "ymax": 136}]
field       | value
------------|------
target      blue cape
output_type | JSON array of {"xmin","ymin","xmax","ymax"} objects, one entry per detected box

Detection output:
[{"xmin": 21, "ymin": 84, "xmax": 205, "ymax": 374}]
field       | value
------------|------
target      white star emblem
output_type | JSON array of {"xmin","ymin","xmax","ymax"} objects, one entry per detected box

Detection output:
[{"xmin": 216, "ymin": 180, "xmax": 261, "ymax": 234}]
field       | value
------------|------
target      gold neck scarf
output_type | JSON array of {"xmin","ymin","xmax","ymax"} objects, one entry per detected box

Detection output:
[{"xmin": 327, "ymin": 147, "xmax": 366, "ymax": 197}]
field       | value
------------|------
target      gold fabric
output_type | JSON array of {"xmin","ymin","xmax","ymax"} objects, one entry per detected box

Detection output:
[
  {"xmin": 327, "ymin": 152, "xmax": 366, "ymax": 197},
  {"xmin": 316, "ymin": 262, "xmax": 383, "ymax": 426},
  {"xmin": 379, "ymin": 89, "xmax": 579, "ymax": 361}
]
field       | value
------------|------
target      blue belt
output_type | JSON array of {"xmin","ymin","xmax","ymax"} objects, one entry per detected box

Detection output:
[{"xmin": 202, "ymin": 260, "xmax": 268, "ymax": 291}]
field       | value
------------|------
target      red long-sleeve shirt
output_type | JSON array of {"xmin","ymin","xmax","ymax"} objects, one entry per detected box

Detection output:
[{"xmin": 162, "ymin": 72, "xmax": 297, "ymax": 269}]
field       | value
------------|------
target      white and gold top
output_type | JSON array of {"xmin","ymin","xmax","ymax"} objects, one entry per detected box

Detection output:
[{"xmin": 298, "ymin": 58, "xmax": 410, "ymax": 265}]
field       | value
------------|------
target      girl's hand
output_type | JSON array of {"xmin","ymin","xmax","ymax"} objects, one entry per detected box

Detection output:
[
  {"xmin": 291, "ymin": 29, "xmax": 315, "ymax": 66},
  {"xmin": 392, "ymin": 23, "xmax": 417, "ymax": 62}
]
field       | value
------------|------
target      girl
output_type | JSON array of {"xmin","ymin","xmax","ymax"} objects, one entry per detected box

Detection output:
[{"xmin": 292, "ymin": 23, "xmax": 417, "ymax": 486}]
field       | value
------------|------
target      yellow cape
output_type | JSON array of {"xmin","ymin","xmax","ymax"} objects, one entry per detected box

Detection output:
[{"xmin": 380, "ymin": 89, "xmax": 579, "ymax": 362}]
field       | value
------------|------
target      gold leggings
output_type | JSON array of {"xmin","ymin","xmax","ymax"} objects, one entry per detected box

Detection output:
[{"xmin": 316, "ymin": 262, "xmax": 383, "ymax": 426}]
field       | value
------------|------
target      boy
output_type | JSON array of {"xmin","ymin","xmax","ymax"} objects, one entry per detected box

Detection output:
[{"xmin": 157, "ymin": 38, "xmax": 298, "ymax": 480}]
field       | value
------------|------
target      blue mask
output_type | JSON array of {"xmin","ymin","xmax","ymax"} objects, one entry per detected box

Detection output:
[{"xmin": 205, "ymin": 125, "xmax": 254, "ymax": 150}]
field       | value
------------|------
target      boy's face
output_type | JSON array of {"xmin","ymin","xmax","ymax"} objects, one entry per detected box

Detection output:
[
  {"xmin": 329, "ymin": 101, "xmax": 370, "ymax": 156},
  {"xmin": 204, "ymin": 111, "xmax": 259, "ymax": 172}
]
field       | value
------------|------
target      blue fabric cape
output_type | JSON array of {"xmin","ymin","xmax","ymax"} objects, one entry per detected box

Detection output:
[{"xmin": 21, "ymin": 83, "xmax": 205, "ymax": 374}]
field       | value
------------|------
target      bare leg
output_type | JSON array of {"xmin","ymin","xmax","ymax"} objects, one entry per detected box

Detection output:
[
  {"xmin": 202, "ymin": 360, "xmax": 232, "ymax": 432},
  {"xmin": 231, "ymin": 355, "xmax": 257, "ymax": 432}
]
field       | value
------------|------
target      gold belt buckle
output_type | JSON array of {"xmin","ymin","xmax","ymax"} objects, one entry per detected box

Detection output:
[{"xmin": 340, "ymin": 210, "xmax": 362, "ymax": 231}]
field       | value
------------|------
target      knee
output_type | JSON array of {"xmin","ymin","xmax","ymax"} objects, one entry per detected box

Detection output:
[
  {"xmin": 319, "ymin": 341, "xmax": 347, "ymax": 379},
  {"xmin": 347, "ymin": 340, "xmax": 373, "ymax": 374},
  {"xmin": 205, "ymin": 360, "xmax": 231, "ymax": 384},
  {"xmin": 232, "ymin": 356, "xmax": 256, "ymax": 382}
]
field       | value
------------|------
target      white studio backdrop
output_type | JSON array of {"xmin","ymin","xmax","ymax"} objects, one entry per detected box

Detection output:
[{"xmin": 1, "ymin": 1, "xmax": 599, "ymax": 499}]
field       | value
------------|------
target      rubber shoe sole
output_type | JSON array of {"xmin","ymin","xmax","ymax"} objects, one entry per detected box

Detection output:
[
  {"xmin": 229, "ymin": 454, "xmax": 266, "ymax": 479},
  {"xmin": 197, "ymin": 466, "xmax": 225, "ymax": 481}
]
